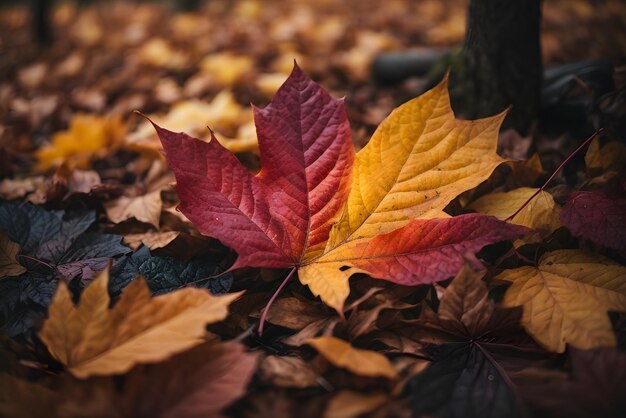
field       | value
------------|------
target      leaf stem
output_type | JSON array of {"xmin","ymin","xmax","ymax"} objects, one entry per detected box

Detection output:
[
  {"xmin": 505, "ymin": 128, "xmax": 603, "ymax": 222},
  {"xmin": 258, "ymin": 266, "xmax": 297, "ymax": 336},
  {"xmin": 17, "ymin": 254, "xmax": 54, "ymax": 270}
]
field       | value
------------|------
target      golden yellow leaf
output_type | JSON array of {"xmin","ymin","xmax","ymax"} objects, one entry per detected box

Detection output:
[
  {"xmin": 36, "ymin": 115, "xmax": 126, "ymax": 171},
  {"xmin": 138, "ymin": 38, "xmax": 189, "ymax": 69},
  {"xmin": 299, "ymin": 77, "xmax": 506, "ymax": 312},
  {"xmin": 199, "ymin": 53, "xmax": 254, "ymax": 87},
  {"xmin": 584, "ymin": 137, "xmax": 626, "ymax": 186},
  {"xmin": 39, "ymin": 267, "xmax": 241, "ymax": 378},
  {"xmin": 0, "ymin": 231, "xmax": 26, "ymax": 277},
  {"xmin": 256, "ymin": 72, "xmax": 289, "ymax": 98},
  {"xmin": 305, "ymin": 336, "xmax": 397, "ymax": 379},
  {"xmin": 497, "ymin": 249, "xmax": 626, "ymax": 353},
  {"xmin": 468, "ymin": 187, "xmax": 561, "ymax": 241},
  {"xmin": 585, "ymin": 137, "xmax": 626, "ymax": 172},
  {"xmin": 509, "ymin": 152, "xmax": 546, "ymax": 186}
]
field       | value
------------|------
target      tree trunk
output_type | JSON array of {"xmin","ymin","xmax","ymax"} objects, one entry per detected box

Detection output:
[
  {"xmin": 451, "ymin": 0, "xmax": 542, "ymax": 134},
  {"xmin": 31, "ymin": 0, "xmax": 52, "ymax": 48}
]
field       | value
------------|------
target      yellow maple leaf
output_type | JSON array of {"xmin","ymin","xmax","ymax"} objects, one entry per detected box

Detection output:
[
  {"xmin": 497, "ymin": 249, "xmax": 626, "ymax": 353},
  {"xmin": 36, "ymin": 114, "xmax": 126, "ymax": 171},
  {"xmin": 39, "ymin": 267, "xmax": 241, "ymax": 378},
  {"xmin": 299, "ymin": 77, "xmax": 506, "ymax": 312},
  {"xmin": 305, "ymin": 336, "xmax": 397, "ymax": 379}
]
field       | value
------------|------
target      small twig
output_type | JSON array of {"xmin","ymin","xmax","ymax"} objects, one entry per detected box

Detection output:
[
  {"xmin": 17, "ymin": 254, "xmax": 54, "ymax": 270},
  {"xmin": 234, "ymin": 323, "xmax": 258, "ymax": 342},
  {"xmin": 258, "ymin": 266, "xmax": 297, "ymax": 336},
  {"xmin": 505, "ymin": 128, "xmax": 603, "ymax": 222},
  {"xmin": 178, "ymin": 268, "xmax": 232, "ymax": 289}
]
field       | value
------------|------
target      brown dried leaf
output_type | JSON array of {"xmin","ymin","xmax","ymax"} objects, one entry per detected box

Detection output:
[
  {"xmin": 259, "ymin": 355, "xmax": 319, "ymax": 389},
  {"xmin": 61, "ymin": 342, "xmax": 258, "ymax": 418},
  {"xmin": 305, "ymin": 336, "xmax": 397, "ymax": 379},
  {"xmin": 39, "ymin": 267, "xmax": 241, "ymax": 378},
  {"xmin": 105, "ymin": 190, "xmax": 162, "ymax": 229},
  {"xmin": 323, "ymin": 390, "xmax": 388, "ymax": 418},
  {"xmin": 0, "ymin": 231, "xmax": 26, "ymax": 277}
]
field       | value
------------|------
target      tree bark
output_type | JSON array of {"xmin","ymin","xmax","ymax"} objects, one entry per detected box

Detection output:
[
  {"xmin": 451, "ymin": 0, "xmax": 542, "ymax": 134},
  {"xmin": 31, "ymin": 0, "xmax": 52, "ymax": 48}
]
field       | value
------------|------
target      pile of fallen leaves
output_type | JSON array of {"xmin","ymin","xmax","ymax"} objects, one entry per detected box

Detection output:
[{"xmin": 1, "ymin": 1, "xmax": 626, "ymax": 418}]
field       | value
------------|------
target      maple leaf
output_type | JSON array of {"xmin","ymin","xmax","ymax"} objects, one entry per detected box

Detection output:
[
  {"xmin": 150, "ymin": 64, "xmax": 527, "ymax": 315},
  {"xmin": 561, "ymin": 190, "xmax": 626, "ymax": 251},
  {"xmin": 40, "ymin": 266, "xmax": 241, "ymax": 378},
  {"xmin": 497, "ymin": 249, "xmax": 626, "ymax": 352},
  {"xmin": 407, "ymin": 267, "xmax": 543, "ymax": 418}
]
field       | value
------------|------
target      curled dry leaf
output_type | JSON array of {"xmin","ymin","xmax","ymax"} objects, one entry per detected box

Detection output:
[
  {"xmin": 105, "ymin": 189, "xmax": 163, "ymax": 229},
  {"xmin": 122, "ymin": 231, "xmax": 180, "ymax": 251},
  {"xmin": 498, "ymin": 249, "xmax": 626, "ymax": 352},
  {"xmin": 39, "ymin": 266, "xmax": 241, "ymax": 378},
  {"xmin": 152, "ymin": 64, "xmax": 526, "ymax": 314},
  {"xmin": 305, "ymin": 336, "xmax": 397, "ymax": 379}
]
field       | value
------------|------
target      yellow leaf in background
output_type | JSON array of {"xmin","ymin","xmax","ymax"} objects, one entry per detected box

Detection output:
[
  {"xmin": 256, "ymin": 73, "xmax": 289, "ymax": 98},
  {"xmin": 199, "ymin": 52, "xmax": 254, "ymax": 87},
  {"xmin": 497, "ymin": 249, "xmax": 626, "ymax": 353},
  {"xmin": 305, "ymin": 336, "xmax": 397, "ymax": 379},
  {"xmin": 39, "ymin": 267, "xmax": 240, "ymax": 378},
  {"xmin": 584, "ymin": 136, "xmax": 626, "ymax": 186},
  {"xmin": 0, "ymin": 231, "xmax": 26, "ymax": 277},
  {"xmin": 468, "ymin": 187, "xmax": 561, "ymax": 241},
  {"xmin": 127, "ymin": 92, "xmax": 258, "ymax": 154},
  {"xmin": 138, "ymin": 38, "xmax": 189, "ymax": 69},
  {"xmin": 585, "ymin": 137, "xmax": 626, "ymax": 172},
  {"xmin": 336, "ymin": 31, "xmax": 397, "ymax": 81},
  {"xmin": 36, "ymin": 115, "xmax": 126, "ymax": 171}
]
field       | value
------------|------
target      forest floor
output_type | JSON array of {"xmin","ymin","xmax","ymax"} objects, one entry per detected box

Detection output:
[{"xmin": 1, "ymin": 1, "xmax": 626, "ymax": 417}]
